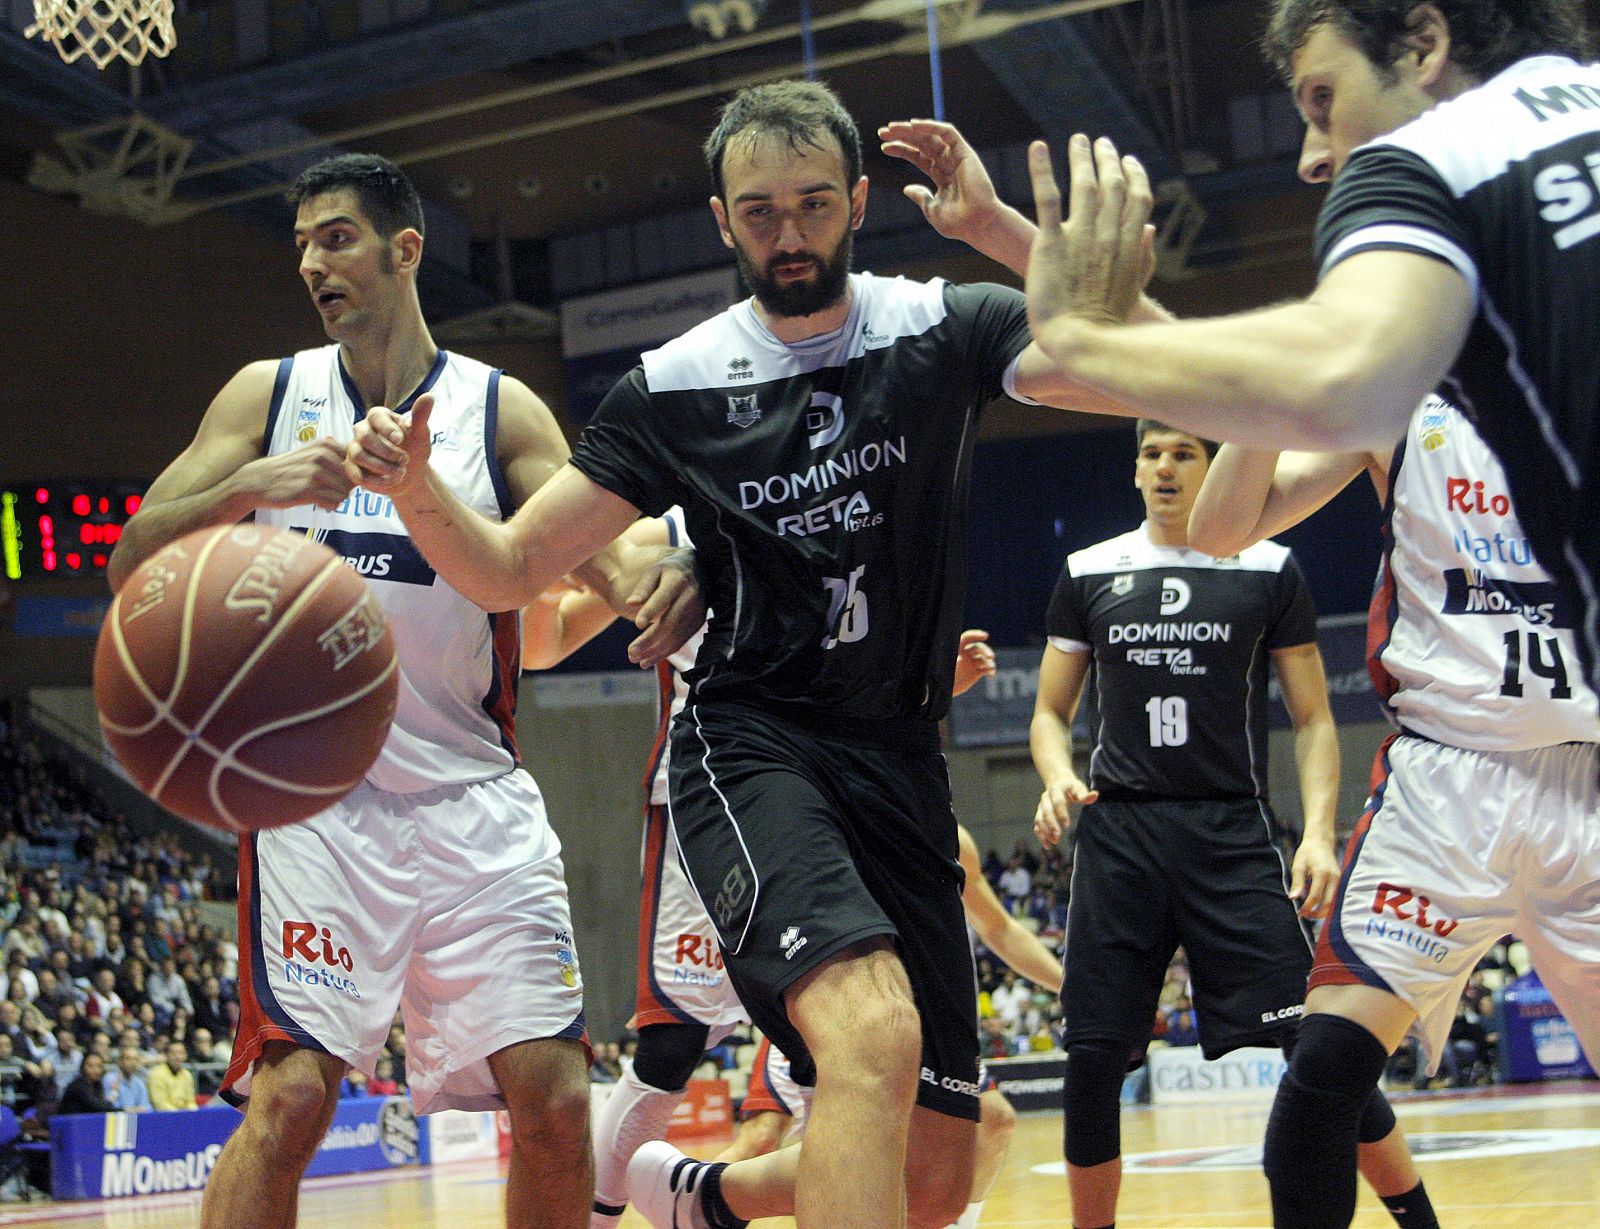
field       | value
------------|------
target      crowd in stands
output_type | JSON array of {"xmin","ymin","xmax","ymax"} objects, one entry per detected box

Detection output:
[{"xmin": 0, "ymin": 700, "xmax": 415, "ymax": 1195}]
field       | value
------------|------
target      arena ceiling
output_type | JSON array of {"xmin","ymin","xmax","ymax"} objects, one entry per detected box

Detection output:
[{"xmin": 4, "ymin": 0, "xmax": 1597, "ymax": 322}]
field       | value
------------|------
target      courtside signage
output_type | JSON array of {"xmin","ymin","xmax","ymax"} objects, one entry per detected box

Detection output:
[{"xmin": 50, "ymin": 1098, "xmax": 427, "ymax": 1200}]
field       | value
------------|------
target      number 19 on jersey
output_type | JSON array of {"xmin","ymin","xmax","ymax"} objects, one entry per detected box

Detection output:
[{"xmin": 1146, "ymin": 695, "xmax": 1189, "ymax": 747}]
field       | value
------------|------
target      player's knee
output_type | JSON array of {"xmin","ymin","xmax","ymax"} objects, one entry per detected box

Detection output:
[
  {"xmin": 978, "ymin": 1089, "xmax": 1017, "ymax": 1143},
  {"xmin": 734, "ymin": 1112, "xmax": 788, "ymax": 1157},
  {"xmin": 504, "ymin": 1063, "xmax": 591, "ymax": 1161},
  {"xmin": 242, "ymin": 1066, "xmax": 339, "ymax": 1164},
  {"xmin": 632, "ymin": 1022, "xmax": 711, "ymax": 1091},
  {"xmin": 1063, "ymin": 1039, "xmax": 1128, "ymax": 1168},
  {"xmin": 905, "ymin": 1160, "xmax": 970, "ymax": 1229}
]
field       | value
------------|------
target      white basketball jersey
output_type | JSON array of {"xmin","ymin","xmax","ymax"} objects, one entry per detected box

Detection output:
[
  {"xmin": 645, "ymin": 506, "xmax": 706, "ymax": 806},
  {"xmin": 1370, "ymin": 396, "xmax": 1600, "ymax": 750},
  {"xmin": 258, "ymin": 345, "xmax": 522, "ymax": 792}
]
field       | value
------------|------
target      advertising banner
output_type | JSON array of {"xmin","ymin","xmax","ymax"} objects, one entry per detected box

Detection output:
[
  {"xmin": 425, "ymin": 1109, "xmax": 501, "ymax": 1164},
  {"xmin": 985, "ymin": 1054, "xmax": 1068, "ymax": 1112},
  {"xmin": 50, "ymin": 1096, "xmax": 424, "ymax": 1201},
  {"xmin": 1500, "ymin": 970, "xmax": 1597, "ymax": 1082},
  {"xmin": 666, "ymin": 1078, "xmax": 732, "ymax": 1139},
  {"xmin": 1147, "ymin": 1045, "xmax": 1287, "ymax": 1104}
]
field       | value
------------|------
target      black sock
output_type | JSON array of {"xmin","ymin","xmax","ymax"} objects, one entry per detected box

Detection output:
[
  {"xmin": 1380, "ymin": 1181, "xmax": 1439, "ymax": 1229},
  {"xmin": 700, "ymin": 1162, "xmax": 749, "ymax": 1229},
  {"xmin": 1263, "ymin": 1013, "xmax": 1392, "ymax": 1229}
]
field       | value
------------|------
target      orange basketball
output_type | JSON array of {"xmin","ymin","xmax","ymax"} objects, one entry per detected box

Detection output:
[{"xmin": 94, "ymin": 524, "xmax": 399, "ymax": 833}]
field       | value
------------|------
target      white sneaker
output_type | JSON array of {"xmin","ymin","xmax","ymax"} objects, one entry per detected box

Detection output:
[
  {"xmin": 590, "ymin": 1203, "xmax": 626, "ymax": 1229},
  {"xmin": 626, "ymin": 1140, "xmax": 713, "ymax": 1229}
]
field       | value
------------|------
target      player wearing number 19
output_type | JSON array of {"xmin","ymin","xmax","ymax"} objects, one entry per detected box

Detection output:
[
  {"xmin": 1029, "ymin": 420, "xmax": 1433, "ymax": 1229},
  {"xmin": 346, "ymin": 80, "xmax": 1137, "ymax": 1229}
]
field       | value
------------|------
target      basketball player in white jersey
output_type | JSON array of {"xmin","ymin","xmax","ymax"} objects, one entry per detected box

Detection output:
[
  {"xmin": 520, "ymin": 521, "xmax": 1000, "ymax": 1229},
  {"xmin": 1188, "ymin": 396, "xmax": 1600, "ymax": 1226},
  {"xmin": 107, "ymin": 153, "xmax": 699, "ymax": 1229}
]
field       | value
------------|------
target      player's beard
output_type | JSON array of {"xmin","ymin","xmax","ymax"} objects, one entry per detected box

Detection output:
[{"xmin": 735, "ymin": 227, "xmax": 853, "ymax": 319}]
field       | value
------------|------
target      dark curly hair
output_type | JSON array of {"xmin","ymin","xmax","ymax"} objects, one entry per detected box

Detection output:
[
  {"xmin": 1262, "ymin": 1, "xmax": 1591, "ymax": 84},
  {"xmin": 287, "ymin": 153, "xmax": 425, "ymax": 239},
  {"xmin": 703, "ymin": 80, "xmax": 863, "ymax": 202}
]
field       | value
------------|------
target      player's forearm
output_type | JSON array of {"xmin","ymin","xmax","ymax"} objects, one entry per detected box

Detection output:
[
  {"xmin": 987, "ymin": 920, "xmax": 1064, "ymax": 993},
  {"xmin": 1032, "ymin": 306, "xmax": 1412, "ymax": 452},
  {"xmin": 568, "ymin": 539, "xmax": 663, "ymax": 620},
  {"xmin": 108, "ymin": 478, "xmax": 260, "ymax": 594},
  {"xmin": 393, "ymin": 468, "xmax": 548, "ymax": 612},
  {"xmin": 1291, "ymin": 714, "xmax": 1341, "ymax": 842},
  {"xmin": 1188, "ymin": 447, "xmax": 1282, "ymax": 558},
  {"xmin": 1029, "ymin": 710, "xmax": 1077, "ymax": 787}
]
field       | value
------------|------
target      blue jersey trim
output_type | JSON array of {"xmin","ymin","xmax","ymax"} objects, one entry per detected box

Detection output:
[
  {"xmin": 261, "ymin": 357, "xmax": 295, "ymax": 453},
  {"xmin": 333, "ymin": 348, "xmax": 447, "ymax": 422}
]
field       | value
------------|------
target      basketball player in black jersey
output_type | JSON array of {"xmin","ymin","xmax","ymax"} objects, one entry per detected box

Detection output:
[
  {"xmin": 347, "ymin": 80, "xmax": 1141, "ymax": 1229},
  {"xmin": 894, "ymin": 6, "xmax": 1597, "ymax": 1229},
  {"xmin": 1031, "ymin": 421, "xmax": 1434, "ymax": 1229}
]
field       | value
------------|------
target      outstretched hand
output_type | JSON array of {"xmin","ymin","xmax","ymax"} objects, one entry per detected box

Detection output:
[
  {"xmin": 345, "ymin": 394, "xmax": 436, "ymax": 496},
  {"xmin": 1025, "ymin": 135, "xmax": 1157, "ymax": 359},
  {"xmin": 878, "ymin": 119, "xmax": 1002, "ymax": 245},
  {"xmin": 623, "ymin": 546, "xmax": 705, "ymax": 668}
]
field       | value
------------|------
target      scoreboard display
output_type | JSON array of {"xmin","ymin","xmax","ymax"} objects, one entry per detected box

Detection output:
[{"xmin": 1, "ymin": 480, "xmax": 146, "ymax": 581}]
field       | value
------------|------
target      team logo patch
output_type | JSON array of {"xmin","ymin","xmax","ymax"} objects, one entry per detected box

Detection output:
[
  {"xmin": 429, "ymin": 425, "xmax": 461, "ymax": 452},
  {"xmin": 1419, "ymin": 402, "xmax": 1450, "ymax": 451},
  {"xmin": 727, "ymin": 394, "xmax": 760, "ymax": 428},
  {"xmin": 294, "ymin": 407, "xmax": 321, "ymax": 443},
  {"xmin": 1029, "ymin": 1128, "xmax": 1600, "ymax": 1174},
  {"xmin": 553, "ymin": 928, "xmax": 579, "ymax": 987},
  {"xmin": 1112, "ymin": 573, "xmax": 1135, "ymax": 595}
]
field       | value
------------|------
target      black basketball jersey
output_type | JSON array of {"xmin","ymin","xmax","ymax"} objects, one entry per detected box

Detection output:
[
  {"xmin": 1045, "ymin": 528, "xmax": 1318, "ymax": 800},
  {"xmin": 571, "ymin": 272, "xmax": 1032, "ymax": 728},
  {"xmin": 1313, "ymin": 54, "xmax": 1600, "ymax": 695}
]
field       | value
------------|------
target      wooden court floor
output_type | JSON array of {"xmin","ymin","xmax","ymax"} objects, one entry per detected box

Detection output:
[{"xmin": 4, "ymin": 1081, "xmax": 1596, "ymax": 1228}]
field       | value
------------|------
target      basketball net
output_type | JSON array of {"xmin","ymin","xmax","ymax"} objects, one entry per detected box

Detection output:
[{"xmin": 25, "ymin": 0, "xmax": 174, "ymax": 70}]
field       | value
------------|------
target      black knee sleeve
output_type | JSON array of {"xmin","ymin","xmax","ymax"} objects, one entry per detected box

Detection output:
[
  {"xmin": 632, "ymin": 1021, "xmax": 712, "ymax": 1091},
  {"xmin": 1063, "ymin": 1039, "xmax": 1128, "ymax": 1169},
  {"xmin": 1263, "ymin": 1014, "xmax": 1391, "ymax": 1229},
  {"xmin": 1356, "ymin": 1085, "xmax": 1397, "ymax": 1144},
  {"xmin": 1281, "ymin": 1026, "xmax": 1396, "ymax": 1143}
]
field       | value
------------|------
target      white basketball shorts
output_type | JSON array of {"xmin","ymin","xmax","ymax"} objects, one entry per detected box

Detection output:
[
  {"xmin": 1311, "ymin": 735, "xmax": 1600, "ymax": 1070},
  {"xmin": 634, "ymin": 803, "xmax": 747, "ymax": 1033},
  {"xmin": 224, "ymin": 769, "xmax": 586, "ymax": 1114}
]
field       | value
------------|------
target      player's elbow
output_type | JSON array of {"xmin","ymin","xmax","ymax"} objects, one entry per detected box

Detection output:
[{"xmin": 1186, "ymin": 520, "xmax": 1253, "ymax": 559}]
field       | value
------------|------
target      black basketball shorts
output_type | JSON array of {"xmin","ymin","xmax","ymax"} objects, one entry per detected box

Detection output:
[
  {"xmin": 1061, "ymin": 796, "xmax": 1313, "ymax": 1059},
  {"xmin": 666, "ymin": 700, "xmax": 980, "ymax": 1120}
]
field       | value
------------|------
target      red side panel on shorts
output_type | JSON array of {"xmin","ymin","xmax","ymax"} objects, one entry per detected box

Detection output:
[
  {"xmin": 641, "ymin": 662, "xmax": 674, "ymax": 797},
  {"xmin": 738, "ymin": 1037, "xmax": 789, "ymax": 1118},
  {"xmin": 222, "ymin": 834, "xmax": 294, "ymax": 1100},
  {"xmin": 221, "ymin": 834, "xmax": 328, "ymax": 1104},
  {"xmin": 1310, "ymin": 736, "xmax": 1400, "ymax": 995},
  {"xmin": 634, "ymin": 804, "xmax": 698, "ymax": 1028}
]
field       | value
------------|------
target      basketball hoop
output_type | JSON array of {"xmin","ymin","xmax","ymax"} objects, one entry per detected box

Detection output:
[{"xmin": 24, "ymin": 0, "xmax": 174, "ymax": 70}]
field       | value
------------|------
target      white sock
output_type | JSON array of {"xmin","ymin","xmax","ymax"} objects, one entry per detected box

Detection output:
[
  {"xmin": 946, "ymin": 1199, "xmax": 986, "ymax": 1229},
  {"xmin": 591, "ymin": 1067, "xmax": 687, "ymax": 1227}
]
